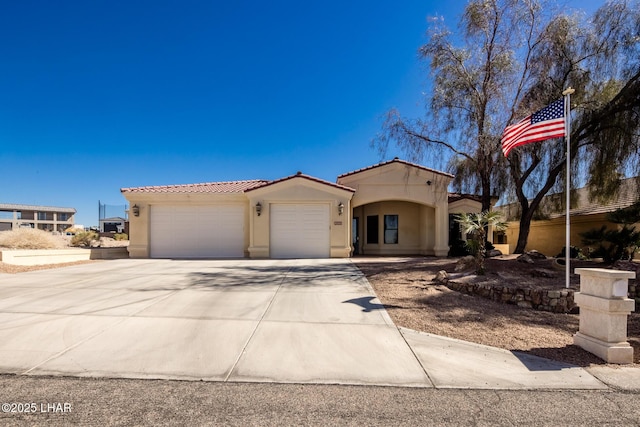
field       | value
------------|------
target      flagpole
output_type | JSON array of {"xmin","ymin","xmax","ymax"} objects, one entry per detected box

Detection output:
[{"xmin": 563, "ymin": 87, "xmax": 575, "ymax": 289}]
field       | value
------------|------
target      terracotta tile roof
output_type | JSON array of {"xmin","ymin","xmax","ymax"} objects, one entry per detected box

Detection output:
[
  {"xmin": 448, "ymin": 193, "xmax": 483, "ymax": 204},
  {"xmin": 0, "ymin": 203, "xmax": 76, "ymax": 213},
  {"xmin": 121, "ymin": 180, "xmax": 269, "ymax": 194},
  {"xmin": 245, "ymin": 172, "xmax": 356, "ymax": 193},
  {"xmin": 337, "ymin": 158, "xmax": 454, "ymax": 179}
]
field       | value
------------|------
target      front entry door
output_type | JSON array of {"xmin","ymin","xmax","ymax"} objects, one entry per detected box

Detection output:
[{"xmin": 352, "ymin": 217, "xmax": 360, "ymax": 255}]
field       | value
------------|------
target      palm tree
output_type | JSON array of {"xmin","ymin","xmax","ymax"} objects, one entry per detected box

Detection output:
[{"xmin": 455, "ymin": 211, "xmax": 507, "ymax": 275}]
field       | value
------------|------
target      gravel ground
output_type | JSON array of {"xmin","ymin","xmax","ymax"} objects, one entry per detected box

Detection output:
[{"xmin": 355, "ymin": 256, "xmax": 640, "ymax": 367}]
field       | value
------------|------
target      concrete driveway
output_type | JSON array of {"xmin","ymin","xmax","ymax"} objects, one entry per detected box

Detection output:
[
  {"xmin": 0, "ymin": 259, "xmax": 430, "ymax": 387},
  {"xmin": 0, "ymin": 258, "xmax": 615, "ymax": 390}
]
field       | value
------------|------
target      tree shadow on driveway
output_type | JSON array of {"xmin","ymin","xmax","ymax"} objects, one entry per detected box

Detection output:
[{"xmin": 343, "ymin": 296, "xmax": 401, "ymax": 312}]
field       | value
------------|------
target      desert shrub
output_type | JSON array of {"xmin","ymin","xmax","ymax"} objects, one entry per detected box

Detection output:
[
  {"xmin": 580, "ymin": 225, "xmax": 640, "ymax": 262},
  {"xmin": 113, "ymin": 233, "xmax": 128, "ymax": 241},
  {"xmin": 465, "ymin": 238, "xmax": 482, "ymax": 256},
  {"xmin": 71, "ymin": 231, "xmax": 99, "ymax": 247},
  {"xmin": 450, "ymin": 237, "xmax": 496, "ymax": 258},
  {"xmin": 455, "ymin": 211, "xmax": 507, "ymax": 275},
  {"xmin": 0, "ymin": 228, "xmax": 64, "ymax": 249},
  {"xmin": 556, "ymin": 245, "xmax": 585, "ymax": 260}
]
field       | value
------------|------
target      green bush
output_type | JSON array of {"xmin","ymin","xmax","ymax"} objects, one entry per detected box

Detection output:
[
  {"xmin": 455, "ymin": 211, "xmax": 507, "ymax": 275},
  {"xmin": 71, "ymin": 231, "xmax": 99, "ymax": 247},
  {"xmin": 0, "ymin": 228, "xmax": 64, "ymax": 249},
  {"xmin": 555, "ymin": 245, "xmax": 585, "ymax": 260},
  {"xmin": 113, "ymin": 233, "xmax": 128, "ymax": 241},
  {"xmin": 580, "ymin": 225, "xmax": 640, "ymax": 262}
]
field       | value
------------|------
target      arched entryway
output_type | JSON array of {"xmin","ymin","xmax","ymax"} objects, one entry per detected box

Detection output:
[{"xmin": 352, "ymin": 200, "xmax": 436, "ymax": 256}]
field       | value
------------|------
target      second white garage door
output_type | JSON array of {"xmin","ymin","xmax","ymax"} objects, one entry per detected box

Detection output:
[
  {"xmin": 270, "ymin": 204, "xmax": 330, "ymax": 258},
  {"xmin": 150, "ymin": 205, "xmax": 245, "ymax": 258}
]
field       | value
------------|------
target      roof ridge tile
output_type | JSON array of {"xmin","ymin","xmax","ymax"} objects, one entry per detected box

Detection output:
[{"xmin": 337, "ymin": 158, "xmax": 454, "ymax": 179}]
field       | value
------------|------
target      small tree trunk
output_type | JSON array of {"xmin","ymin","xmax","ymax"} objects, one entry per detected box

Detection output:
[
  {"xmin": 476, "ymin": 230, "xmax": 486, "ymax": 274},
  {"xmin": 514, "ymin": 209, "xmax": 534, "ymax": 253}
]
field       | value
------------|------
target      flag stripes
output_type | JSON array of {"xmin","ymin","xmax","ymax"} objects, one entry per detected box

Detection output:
[{"xmin": 501, "ymin": 100, "xmax": 565, "ymax": 157}]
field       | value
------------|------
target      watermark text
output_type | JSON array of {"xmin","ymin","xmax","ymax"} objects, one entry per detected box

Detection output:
[{"xmin": 2, "ymin": 402, "xmax": 72, "ymax": 413}]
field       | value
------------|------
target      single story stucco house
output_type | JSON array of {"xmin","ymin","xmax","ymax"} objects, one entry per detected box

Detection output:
[{"xmin": 121, "ymin": 158, "xmax": 483, "ymax": 259}]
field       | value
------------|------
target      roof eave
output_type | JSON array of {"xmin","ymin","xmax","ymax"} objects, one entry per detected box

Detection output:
[{"xmin": 337, "ymin": 158, "xmax": 454, "ymax": 180}]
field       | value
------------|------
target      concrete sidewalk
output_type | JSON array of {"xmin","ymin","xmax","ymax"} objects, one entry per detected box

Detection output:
[{"xmin": 0, "ymin": 258, "xmax": 635, "ymax": 391}]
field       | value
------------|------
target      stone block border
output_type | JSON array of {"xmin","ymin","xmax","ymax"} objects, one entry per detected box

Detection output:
[
  {"xmin": 447, "ymin": 280, "xmax": 640, "ymax": 313},
  {"xmin": 446, "ymin": 281, "xmax": 577, "ymax": 313}
]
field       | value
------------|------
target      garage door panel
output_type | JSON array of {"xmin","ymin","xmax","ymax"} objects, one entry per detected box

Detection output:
[
  {"xmin": 270, "ymin": 204, "xmax": 330, "ymax": 259},
  {"xmin": 150, "ymin": 205, "xmax": 245, "ymax": 258}
]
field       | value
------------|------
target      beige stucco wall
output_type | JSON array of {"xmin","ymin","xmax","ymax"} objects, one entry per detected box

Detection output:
[
  {"xmin": 353, "ymin": 201, "xmax": 436, "ymax": 256},
  {"xmin": 504, "ymin": 213, "xmax": 617, "ymax": 256},
  {"xmin": 121, "ymin": 192, "xmax": 249, "ymax": 258},
  {"xmin": 448, "ymin": 199, "xmax": 483, "ymax": 215},
  {"xmin": 0, "ymin": 247, "xmax": 128, "ymax": 265},
  {"xmin": 338, "ymin": 162, "xmax": 452, "ymax": 256},
  {"xmin": 245, "ymin": 177, "xmax": 354, "ymax": 258}
]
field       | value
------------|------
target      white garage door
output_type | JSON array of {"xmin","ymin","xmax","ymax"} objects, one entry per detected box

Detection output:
[
  {"xmin": 150, "ymin": 205, "xmax": 244, "ymax": 258},
  {"xmin": 270, "ymin": 204, "xmax": 330, "ymax": 258}
]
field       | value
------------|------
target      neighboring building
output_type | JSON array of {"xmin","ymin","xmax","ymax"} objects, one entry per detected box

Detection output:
[
  {"xmin": 0, "ymin": 204, "xmax": 76, "ymax": 232},
  {"xmin": 99, "ymin": 217, "xmax": 127, "ymax": 233},
  {"xmin": 121, "ymin": 158, "xmax": 483, "ymax": 259},
  {"xmin": 497, "ymin": 177, "xmax": 640, "ymax": 256}
]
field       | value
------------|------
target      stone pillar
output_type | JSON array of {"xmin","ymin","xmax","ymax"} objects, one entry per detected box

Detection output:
[{"xmin": 573, "ymin": 268, "xmax": 636, "ymax": 364}]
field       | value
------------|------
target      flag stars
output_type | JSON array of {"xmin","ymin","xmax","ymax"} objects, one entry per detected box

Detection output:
[{"xmin": 532, "ymin": 100, "xmax": 564, "ymax": 124}]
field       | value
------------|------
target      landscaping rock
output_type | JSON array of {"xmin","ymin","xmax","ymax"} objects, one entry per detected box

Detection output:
[
  {"xmin": 531, "ymin": 268, "xmax": 556, "ymax": 278},
  {"xmin": 547, "ymin": 290, "xmax": 561, "ymax": 299},
  {"xmin": 486, "ymin": 249, "xmax": 502, "ymax": 258},
  {"xmin": 516, "ymin": 254, "xmax": 534, "ymax": 264},
  {"xmin": 433, "ymin": 270, "xmax": 449, "ymax": 284},
  {"xmin": 525, "ymin": 250, "xmax": 547, "ymax": 259},
  {"xmin": 455, "ymin": 255, "xmax": 476, "ymax": 272}
]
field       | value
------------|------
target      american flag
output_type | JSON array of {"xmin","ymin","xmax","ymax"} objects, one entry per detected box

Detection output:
[{"xmin": 501, "ymin": 100, "xmax": 566, "ymax": 157}]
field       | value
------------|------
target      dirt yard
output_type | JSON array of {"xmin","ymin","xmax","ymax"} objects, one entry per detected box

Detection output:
[{"xmin": 355, "ymin": 256, "xmax": 640, "ymax": 367}]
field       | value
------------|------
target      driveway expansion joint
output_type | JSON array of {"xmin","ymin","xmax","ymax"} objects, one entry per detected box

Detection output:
[{"xmin": 223, "ymin": 265, "xmax": 293, "ymax": 382}]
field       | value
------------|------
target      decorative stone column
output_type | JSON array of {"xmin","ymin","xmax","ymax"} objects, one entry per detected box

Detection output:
[{"xmin": 573, "ymin": 268, "xmax": 636, "ymax": 364}]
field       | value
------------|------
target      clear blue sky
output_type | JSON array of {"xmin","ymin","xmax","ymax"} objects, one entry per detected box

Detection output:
[{"xmin": 1, "ymin": 0, "xmax": 603, "ymax": 227}]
